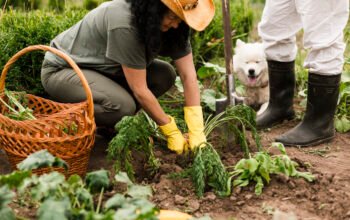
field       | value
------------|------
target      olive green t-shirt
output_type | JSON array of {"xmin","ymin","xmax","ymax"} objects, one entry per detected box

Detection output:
[{"xmin": 45, "ymin": 0, "xmax": 191, "ymax": 76}]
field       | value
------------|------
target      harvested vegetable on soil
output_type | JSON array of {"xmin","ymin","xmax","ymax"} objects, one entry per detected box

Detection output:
[{"xmin": 191, "ymin": 143, "xmax": 229, "ymax": 197}]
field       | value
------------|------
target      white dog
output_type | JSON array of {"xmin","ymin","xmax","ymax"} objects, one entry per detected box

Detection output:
[{"xmin": 233, "ymin": 39, "xmax": 269, "ymax": 114}]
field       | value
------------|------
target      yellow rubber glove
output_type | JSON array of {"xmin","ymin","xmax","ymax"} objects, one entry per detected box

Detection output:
[
  {"xmin": 184, "ymin": 106, "xmax": 207, "ymax": 150},
  {"xmin": 159, "ymin": 116, "xmax": 188, "ymax": 154}
]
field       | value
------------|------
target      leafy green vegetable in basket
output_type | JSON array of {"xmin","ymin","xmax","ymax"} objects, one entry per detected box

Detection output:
[
  {"xmin": 0, "ymin": 90, "xmax": 79, "ymax": 135},
  {"xmin": 0, "ymin": 90, "xmax": 36, "ymax": 120}
]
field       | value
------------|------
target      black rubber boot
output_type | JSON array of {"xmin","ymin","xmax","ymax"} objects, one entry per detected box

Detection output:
[
  {"xmin": 257, "ymin": 60, "xmax": 295, "ymax": 129},
  {"xmin": 276, "ymin": 73, "xmax": 341, "ymax": 146}
]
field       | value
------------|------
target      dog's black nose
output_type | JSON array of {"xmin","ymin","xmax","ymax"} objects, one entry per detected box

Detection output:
[{"xmin": 248, "ymin": 69, "xmax": 255, "ymax": 76}]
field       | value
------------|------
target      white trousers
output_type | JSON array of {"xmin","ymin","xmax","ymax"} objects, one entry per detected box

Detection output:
[{"xmin": 258, "ymin": 0, "xmax": 349, "ymax": 75}]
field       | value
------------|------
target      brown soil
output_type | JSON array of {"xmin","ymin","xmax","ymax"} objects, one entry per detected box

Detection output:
[
  {"xmin": 146, "ymin": 120, "xmax": 350, "ymax": 220},
  {"xmin": 1, "ymin": 119, "xmax": 350, "ymax": 220}
]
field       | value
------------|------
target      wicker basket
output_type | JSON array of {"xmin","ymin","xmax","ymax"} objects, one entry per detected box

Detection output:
[{"xmin": 0, "ymin": 45, "xmax": 96, "ymax": 177}]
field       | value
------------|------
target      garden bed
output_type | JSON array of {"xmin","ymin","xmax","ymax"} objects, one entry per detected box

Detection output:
[
  {"xmin": 2, "ymin": 117, "xmax": 349, "ymax": 220},
  {"xmin": 145, "ymin": 121, "xmax": 350, "ymax": 220},
  {"xmin": 1, "ymin": 1, "xmax": 349, "ymax": 219}
]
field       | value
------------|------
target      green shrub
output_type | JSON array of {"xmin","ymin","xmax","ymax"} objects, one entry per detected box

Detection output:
[
  {"xmin": 0, "ymin": 0, "xmax": 41, "ymax": 10},
  {"xmin": 249, "ymin": 0, "xmax": 265, "ymax": 3},
  {"xmin": 83, "ymin": 0, "xmax": 99, "ymax": 10},
  {"xmin": 0, "ymin": 9, "xmax": 87, "ymax": 95},
  {"xmin": 83, "ymin": 0, "xmax": 108, "ymax": 10},
  {"xmin": 191, "ymin": 0, "xmax": 254, "ymax": 66},
  {"xmin": 48, "ymin": 0, "xmax": 65, "ymax": 12}
]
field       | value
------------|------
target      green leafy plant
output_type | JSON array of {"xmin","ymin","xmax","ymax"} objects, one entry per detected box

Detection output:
[
  {"xmin": 191, "ymin": 105, "xmax": 261, "ymax": 197},
  {"xmin": 195, "ymin": 62, "xmax": 247, "ymax": 112},
  {"xmin": 335, "ymin": 78, "xmax": 350, "ymax": 132},
  {"xmin": 228, "ymin": 142, "xmax": 315, "ymax": 195},
  {"xmin": 109, "ymin": 105, "xmax": 260, "ymax": 197},
  {"xmin": 334, "ymin": 21, "xmax": 350, "ymax": 132},
  {"xmin": 177, "ymin": 107, "xmax": 314, "ymax": 197},
  {"xmin": 0, "ymin": 170, "xmax": 31, "ymax": 189},
  {"xmin": 0, "ymin": 150, "xmax": 211, "ymax": 219},
  {"xmin": 0, "ymin": 151, "xmax": 160, "ymax": 220},
  {"xmin": 85, "ymin": 170, "xmax": 111, "ymax": 193},
  {"xmin": 196, "ymin": 62, "xmax": 226, "ymax": 111},
  {"xmin": 17, "ymin": 149, "xmax": 68, "ymax": 171},
  {"xmin": 204, "ymin": 105, "xmax": 262, "ymax": 157},
  {"xmin": 191, "ymin": 0, "xmax": 253, "ymax": 65},
  {"xmin": 0, "ymin": 90, "xmax": 78, "ymax": 135},
  {"xmin": 191, "ymin": 143, "xmax": 229, "ymax": 197},
  {"xmin": 0, "ymin": 186, "xmax": 16, "ymax": 220},
  {"xmin": 295, "ymin": 50, "xmax": 308, "ymax": 98},
  {"xmin": 0, "ymin": 90, "xmax": 36, "ymax": 120},
  {"xmin": 116, "ymin": 181, "xmax": 156, "ymax": 218},
  {"xmin": 107, "ymin": 111, "xmax": 160, "ymax": 180}
]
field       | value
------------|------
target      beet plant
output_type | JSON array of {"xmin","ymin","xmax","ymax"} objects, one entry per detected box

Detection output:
[{"xmin": 228, "ymin": 142, "xmax": 315, "ymax": 195}]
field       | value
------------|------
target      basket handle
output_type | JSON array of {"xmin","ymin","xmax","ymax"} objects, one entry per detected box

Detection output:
[{"xmin": 0, "ymin": 45, "xmax": 94, "ymax": 120}]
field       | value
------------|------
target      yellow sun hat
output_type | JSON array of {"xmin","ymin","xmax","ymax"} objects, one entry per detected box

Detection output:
[{"xmin": 160, "ymin": 0, "xmax": 215, "ymax": 31}]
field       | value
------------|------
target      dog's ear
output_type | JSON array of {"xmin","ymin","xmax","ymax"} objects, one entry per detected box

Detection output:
[{"xmin": 235, "ymin": 39, "xmax": 245, "ymax": 48}]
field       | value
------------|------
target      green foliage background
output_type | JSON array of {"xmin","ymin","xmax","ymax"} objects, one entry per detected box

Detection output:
[
  {"xmin": 0, "ymin": 9, "xmax": 87, "ymax": 95},
  {"xmin": 0, "ymin": 0, "xmax": 41, "ymax": 10},
  {"xmin": 191, "ymin": 0, "xmax": 253, "ymax": 66}
]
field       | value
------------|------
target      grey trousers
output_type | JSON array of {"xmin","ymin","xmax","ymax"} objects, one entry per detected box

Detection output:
[{"xmin": 41, "ymin": 59, "xmax": 176, "ymax": 127}]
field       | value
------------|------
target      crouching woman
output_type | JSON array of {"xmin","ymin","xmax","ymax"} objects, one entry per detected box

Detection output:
[{"xmin": 41, "ymin": 0, "xmax": 215, "ymax": 154}]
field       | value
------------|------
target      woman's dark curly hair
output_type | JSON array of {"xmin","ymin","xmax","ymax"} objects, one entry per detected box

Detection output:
[{"xmin": 127, "ymin": 0, "xmax": 190, "ymax": 57}]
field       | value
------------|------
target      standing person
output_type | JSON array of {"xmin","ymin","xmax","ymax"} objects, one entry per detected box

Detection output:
[
  {"xmin": 257, "ymin": 0, "xmax": 349, "ymax": 146},
  {"xmin": 41, "ymin": 0, "xmax": 215, "ymax": 154}
]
